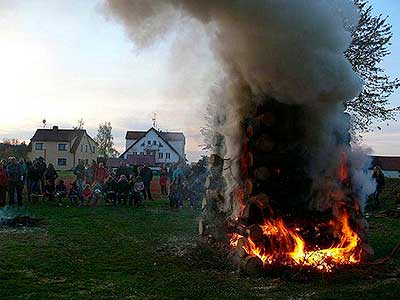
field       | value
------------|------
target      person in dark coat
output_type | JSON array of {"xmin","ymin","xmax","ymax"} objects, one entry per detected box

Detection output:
[
  {"xmin": 36, "ymin": 157, "xmax": 47, "ymax": 194},
  {"xmin": 55, "ymin": 179, "xmax": 68, "ymax": 205},
  {"xmin": 28, "ymin": 160, "xmax": 42, "ymax": 202},
  {"xmin": 372, "ymin": 165, "xmax": 385, "ymax": 208},
  {"xmin": 140, "ymin": 164, "xmax": 153, "ymax": 200},
  {"xmin": 43, "ymin": 163, "xmax": 58, "ymax": 200},
  {"xmin": 74, "ymin": 161, "xmax": 86, "ymax": 195},
  {"xmin": 0, "ymin": 160, "xmax": 8, "ymax": 207},
  {"xmin": 6, "ymin": 157, "xmax": 23, "ymax": 206},
  {"xmin": 117, "ymin": 175, "xmax": 130, "ymax": 205},
  {"xmin": 104, "ymin": 175, "xmax": 117, "ymax": 206}
]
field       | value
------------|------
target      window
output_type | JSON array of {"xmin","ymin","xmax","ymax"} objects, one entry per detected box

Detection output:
[
  {"xmin": 140, "ymin": 152, "xmax": 144, "ymax": 156},
  {"xmin": 153, "ymin": 141, "xmax": 157, "ymax": 145},
  {"xmin": 159, "ymin": 153, "xmax": 164, "ymax": 159},
  {"xmin": 85, "ymin": 145, "xmax": 88, "ymax": 152},
  {"xmin": 35, "ymin": 143, "xmax": 44, "ymax": 150},
  {"xmin": 58, "ymin": 144, "xmax": 67, "ymax": 151},
  {"xmin": 81, "ymin": 145, "xmax": 83, "ymax": 152},
  {"xmin": 166, "ymin": 153, "xmax": 170, "ymax": 159},
  {"xmin": 92, "ymin": 146, "xmax": 95, "ymax": 153},
  {"xmin": 57, "ymin": 158, "xmax": 67, "ymax": 166},
  {"xmin": 147, "ymin": 140, "xmax": 151, "ymax": 145},
  {"xmin": 159, "ymin": 143, "xmax": 163, "ymax": 148}
]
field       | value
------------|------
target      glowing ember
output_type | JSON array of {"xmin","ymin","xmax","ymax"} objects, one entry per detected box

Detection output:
[
  {"xmin": 230, "ymin": 210, "xmax": 361, "ymax": 272},
  {"xmin": 229, "ymin": 151, "xmax": 363, "ymax": 272}
]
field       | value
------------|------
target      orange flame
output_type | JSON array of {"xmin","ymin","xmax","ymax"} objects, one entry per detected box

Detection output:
[
  {"xmin": 230, "ymin": 152, "xmax": 362, "ymax": 272},
  {"xmin": 230, "ymin": 211, "xmax": 361, "ymax": 272}
]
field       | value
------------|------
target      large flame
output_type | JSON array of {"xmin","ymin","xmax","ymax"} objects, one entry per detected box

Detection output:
[
  {"xmin": 230, "ymin": 152, "xmax": 362, "ymax": 272},
  {"xmin": 230, "ymin": 211, "xmax": 361, "ymax": 272}
]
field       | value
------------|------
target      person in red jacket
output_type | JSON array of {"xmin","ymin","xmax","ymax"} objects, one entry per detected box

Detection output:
[
  {"xmin": 82, "ymin": 184, "xmax": 93, "ymax": 206},
  {"xmin": 0, "ymin": 161, "xmax": 8, "ymax": 207},
  {"xmin": 94, "ymin": 162, "xmax": 109, "ymax": 184}
]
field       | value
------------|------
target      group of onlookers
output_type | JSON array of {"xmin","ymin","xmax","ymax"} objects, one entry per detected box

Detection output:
[
  {"xmin": 0, "ymin": 156, "xmax": 206, "ymax": 209},
  {"xmin": 0, "ymin": 157, "xmax": 208, "ymax": 208}
]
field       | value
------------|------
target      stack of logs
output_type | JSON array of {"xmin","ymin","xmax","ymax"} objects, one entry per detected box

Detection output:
[{"xmin": 199, "ymin": 98, "xmax": 373, "ymax": 275}]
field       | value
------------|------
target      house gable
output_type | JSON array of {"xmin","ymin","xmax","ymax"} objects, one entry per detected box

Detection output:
[{"xmin": 121, "ymin": 128, "xmax": 183, "ymax": 163}]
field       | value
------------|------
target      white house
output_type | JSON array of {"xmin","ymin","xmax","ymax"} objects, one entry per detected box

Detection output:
[{"xmin": 120, "ymin": 128, "xmax": 186, "ymax": 165}]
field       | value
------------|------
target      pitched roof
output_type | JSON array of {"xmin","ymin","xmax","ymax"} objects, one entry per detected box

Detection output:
[
  {"xmin": 126, "ymin": 130, "xmax": 185, "ymax": 142},
  {"xmin": 371, "ymin": 156, "xmax": 400, "ymax": 171},
  {"xmin": 29, "ymin": 127, "xmax": 97, "ymax": 154},
  {"xmin": 121, "ymin": 128, "xmax": 184, "ymax": 161},
  {"xmin": 31, "ymin": 128, "xmax": 84, "ymax": 142}
]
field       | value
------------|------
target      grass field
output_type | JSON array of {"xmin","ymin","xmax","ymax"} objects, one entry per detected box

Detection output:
[{"xmin": 0, "ymin": 184, "xmax": 399, "ymax": 299}]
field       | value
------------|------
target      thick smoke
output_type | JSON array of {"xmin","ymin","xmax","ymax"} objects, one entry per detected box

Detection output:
[{"xmin": 104, "ymin": 0, "xmax": 374, "ymax": 211}]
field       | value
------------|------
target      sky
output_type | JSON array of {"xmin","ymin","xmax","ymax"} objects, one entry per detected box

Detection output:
[{"xmin": 0, "ymin": 0, "xmax": 398, "ymax": 161}]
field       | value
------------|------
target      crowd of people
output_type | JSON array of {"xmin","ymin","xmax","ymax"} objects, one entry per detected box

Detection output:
[{"xmin": 0, "ymin": 156, "xmax": 206, "ymax": 209}]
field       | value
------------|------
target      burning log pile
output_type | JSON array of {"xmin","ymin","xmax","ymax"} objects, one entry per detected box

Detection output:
[{"xmin": 200, "ymin": 98, "xmax": 373, "ymax": 275}]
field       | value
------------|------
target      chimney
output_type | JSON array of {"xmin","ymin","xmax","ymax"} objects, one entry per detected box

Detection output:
[{"xmin": 53, "ymin": 126, "xmax": 59, "ymax": 131}]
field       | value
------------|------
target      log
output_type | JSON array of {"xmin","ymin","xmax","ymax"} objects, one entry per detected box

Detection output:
[
  {"xmin": 254, "ymin": 167, "xmax": 271, "ymax": 181},
  {"xmin": 247, "ymin": 152, "xmax": 254, "ymax": 168},
  {"xmin": 259, "ymin": 112, "xmax": 275, "ymax": 127},
  {"xmin": 256, "ymin": 134, "xmax": 275, "ymax": 152},
  {"xmin": 245, "ymin": 179, "xmax": 253, "ymax": 195},
  {"xmin": 246, "ymin": 125, "xmax": 254, "ymax": 138},
  {"xmin": 199, "ymin": 219, "xmax": 205, "ymax": 235},
  {"xmin": 249, "ymin": 193, "xmax": 270, "ymax": 209},
  {"xmin": 360, "ymin": 243, "xmax": 375, "ymax": 262},
  {"xmin": 246, "ymin": 224, "xmax": 264, "ymax": 242},
  {"xmin": 240, "ymin": 256, "xmax": 264, "ymax": 276},
  {"xmin": 236, "ymin": 237, "xmax": 248, "ymax": 257}
]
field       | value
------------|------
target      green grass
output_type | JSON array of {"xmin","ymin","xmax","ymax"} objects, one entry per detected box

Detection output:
[{"xmin": 0, "ymin": 193, "xmax": 399, "ymax": 299}]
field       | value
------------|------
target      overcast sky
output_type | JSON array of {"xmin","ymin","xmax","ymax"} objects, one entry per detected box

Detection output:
[{"xmin": 0, "ymin": 0, "xmax": 399, "ymax": 161}]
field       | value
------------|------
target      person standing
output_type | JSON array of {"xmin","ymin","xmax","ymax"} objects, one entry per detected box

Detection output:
[
  {"xmin": 159, "ymin": 164, "xmax": 168, "ymax": 196},
  {"xmin": 74, "ymin": 160, "xmax": 86, "ymax": 196},
  {"xmin": 0, "ymin": 161, "xmax": 8, "ymax": 207},
  {"xmin": 19, "ymin": 159, "xmax": 28, "ymax": 194},
  {"xmin": 94, "ymin": 162, "xmax": 109, "ymax": 184},
  {"xmin": 6, "ymin": 157, "xmax": 23, "ymax": 206},
  {"xmin": 140, "ymin": 164, "xmax": 153, "ymax": 200},
  {"xmin": 85, "ymin": 160, "xmax": 97, "ymax": 185},
  {"xmin": 372, "ymin": 165, "xmax": 385, "ymax": 208},
  {"xmin": 36, "ymin": 157, "xmax": 47, "ymax": 194}
]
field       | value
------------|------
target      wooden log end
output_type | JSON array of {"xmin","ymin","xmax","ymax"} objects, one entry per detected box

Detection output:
[{"xmin": 240, "ymin": 256, "xmax": 264, "ymax": 276}]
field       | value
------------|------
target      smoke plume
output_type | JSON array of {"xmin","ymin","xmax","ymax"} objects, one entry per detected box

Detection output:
[{"xmin": 104, "ymin": 0, "xmax": 374, "ymax": 210}]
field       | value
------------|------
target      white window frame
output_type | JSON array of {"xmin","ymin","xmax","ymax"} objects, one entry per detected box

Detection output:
[
  {"xmin": 58, "ymin": 143, "xmax": 67, "ymax": 151},
  {"xmin": 58, "ymin": 158, "xmax": 67, "ymax": 166},
  {"xmin": 35, "ymin": 143, "xmax": 44, "ymax": 150}
]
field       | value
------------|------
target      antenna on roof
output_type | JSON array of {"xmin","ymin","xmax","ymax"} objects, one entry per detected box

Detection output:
[
  {"xmin": 42, "ymin": 119, "xmax": 47, "ymax": 128},
  {"xmin": 152, "ymin": 112, "xmax": 158, "ymax": 130}
]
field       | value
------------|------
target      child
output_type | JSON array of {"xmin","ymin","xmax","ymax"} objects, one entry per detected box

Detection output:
[
  {"xmin": 43, "ymin": 179, "xmax": 56, "ymax": 203},
  {"xmin": 82, "ymin": 184, "xmax": 93, "ymax": 206},
  {"xmin": 55, "ymin": 179, "xmax": 67, "ymax": 206},
  {"xmin": 104, "ymin": 175, "xmax": 117, "ymax": 206},
  {"xmin": 133, "ymin": 176, "xmax": 144, "ymax": 205},
  {"xmin": 91, "ymin": 182, "xmax": 104, "ymax": 207},
  {"xmin": 117, "ymin": 175, "xmax": 130, "ymax": 205},
  {"xmin": 68, "ymin": 180, "xmax": 80, "ymax": 206}
]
